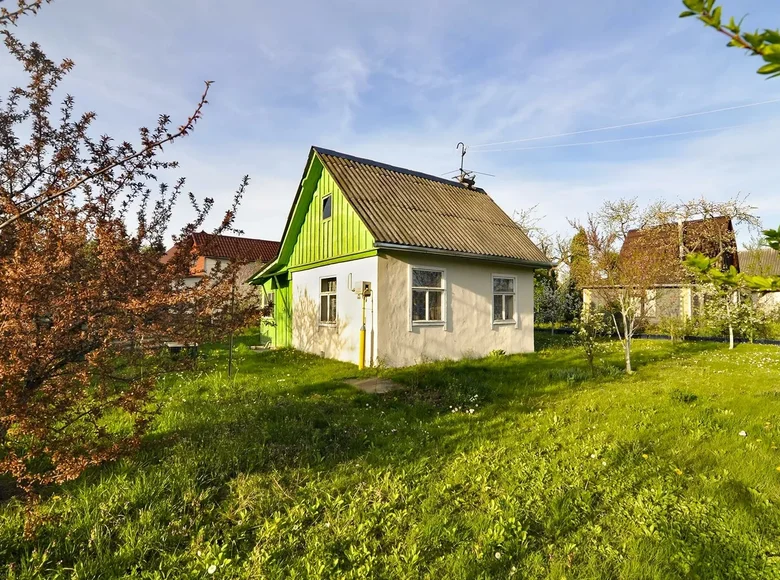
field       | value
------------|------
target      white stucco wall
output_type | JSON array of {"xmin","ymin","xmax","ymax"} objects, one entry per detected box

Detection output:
[
  {"xmin": 376, "ymin": 252, "xmax": 535, "ymax": 367},
  {"xmin": 291, "ymin": 257, "xmax": 378, "ymax": 366},
  {"xmin": 757, "ymin": 292, "xmax": 780, "ymax": 313}
]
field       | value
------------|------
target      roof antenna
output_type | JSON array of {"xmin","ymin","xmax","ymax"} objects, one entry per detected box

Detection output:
[
  {"xmin": 439, "ymin": 143, "xmax": 496, "ymax": 186},
  {"xmin": 456, "ymin": 142, "xmax": 476, "ymax": 188}
]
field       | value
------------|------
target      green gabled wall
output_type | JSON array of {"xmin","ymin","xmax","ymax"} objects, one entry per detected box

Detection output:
[
  {"xmin": 287, "ymin": 158, "xmax": 375, "ymax": 269},
  {"xmin": 252, "ymin": 151, "xmax": 376, "ymax": 348}
]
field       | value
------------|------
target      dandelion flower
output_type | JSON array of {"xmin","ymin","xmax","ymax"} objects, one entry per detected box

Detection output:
[
  {"xmin": 495, "ymin": 551, "xmax": 502, "ymax": 559},
  {"xmin": 208, "ymin": 564, "xmax": 217, "ymax": 574},
  {"xmin": 675, "ymin": 468, "xmax": 683, "ymax": 476},
  {"xmin": 642, "ymin": 454, "xmax": 648, "ymax": 459}
]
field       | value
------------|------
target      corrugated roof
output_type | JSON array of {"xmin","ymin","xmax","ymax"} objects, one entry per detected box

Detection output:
[
  {"xmin": 314, "ymin": 147, "xmax": 550, "ymax": 265},
  {"xmin": 164, "ymin": 233, "xmax": 280, "ymax": 264},
  {"xmin": 739, "ymin": 248, "xmax": 780, "ymax": 276}
]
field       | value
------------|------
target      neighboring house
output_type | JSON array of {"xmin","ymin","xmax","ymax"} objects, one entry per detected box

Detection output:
[
  {"xmin": 739, "ymin": 247, "xmax": 780, "ymax": 311},
  {"xmin": 164, "ymin": 232, "xmax": 280, "ymax": 290},
  {"xmin": 583, "ymin": 217, "xmax": 739, "ymax": 323},
  {"xmin": 248, "ymin": 147, "xmax": 551, "ymax": 367}
]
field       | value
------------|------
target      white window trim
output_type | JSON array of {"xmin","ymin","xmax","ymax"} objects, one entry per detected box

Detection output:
[
  {"xmin": 319, "ymin": 275, "xmax": 337, "ymax": 326},
  {"xmin": 492, "ymin": 274, "xmax": 519, "ymax": 328},
  {"xmin": 408, "ymin": 265, "xmax": 447, "ymax": 330}
]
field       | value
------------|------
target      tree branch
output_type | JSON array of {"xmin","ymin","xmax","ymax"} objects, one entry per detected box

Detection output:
[
  {"xmin": 0, "ymin": 0, "xmax": 50, "ymax": 26},
  {"xmin": 0, "ymin": 80, "xmax": 213, "ymax": 232}
]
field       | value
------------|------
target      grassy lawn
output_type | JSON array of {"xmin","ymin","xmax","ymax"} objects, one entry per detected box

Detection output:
[{"xmin": 2, "ymin": 334, "xmax": 780, "ymax": 579}]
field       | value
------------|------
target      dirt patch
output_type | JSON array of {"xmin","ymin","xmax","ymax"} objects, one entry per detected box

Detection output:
[{"xmin": 344, "ymin": 377, "xmax": 400, "ymax": 394}]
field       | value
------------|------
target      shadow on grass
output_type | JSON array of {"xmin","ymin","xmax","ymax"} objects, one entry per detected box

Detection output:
[{"xmin": 3, "ymin": 340, "xmax": 771, "ymax": 577}]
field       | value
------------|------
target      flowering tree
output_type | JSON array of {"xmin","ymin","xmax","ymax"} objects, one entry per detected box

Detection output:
[
  {"xmin": 0, "ymin": 5, "xmax": 261, "ymax": 491},
  {"xmin": 573, "ymin": 199, "xmax": 677, "ymax": 374},
  {"xmin": 572, "ymin": 306, "xmax": 610, "ymax": 377}
]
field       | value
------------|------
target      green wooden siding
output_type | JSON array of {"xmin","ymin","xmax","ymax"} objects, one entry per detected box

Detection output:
[
  {"xmin": 288, "ymin": 162, "xmax": 374, "ymax": 268},
  {"xmin": 252, "ymin": 154, "xmax": 376, "ymax": 347},
  {"xmin": 262, "ymin": 276, "xmax": 292, "ymax": 348}
]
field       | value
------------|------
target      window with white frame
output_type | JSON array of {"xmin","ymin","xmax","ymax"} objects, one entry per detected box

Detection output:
[
  {"xmin": 261, "ymin": 290, "xmax": 275, "ymax": 317},
  {"xmin": 493, "ymin": 276, "xmax": 515, "ymax": 323},
  {"xmin": 320, "ymin": 277, "xmax": 337, "ymax": 324},
  {"xmin": 411, "ymin": 268, "xmax": 444, "ymax": 323}
]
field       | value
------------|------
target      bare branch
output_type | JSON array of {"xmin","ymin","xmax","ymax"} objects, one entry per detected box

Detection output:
[{"xmin": 0, "ymin": 81, "xmax": 214, "ymax": 232}]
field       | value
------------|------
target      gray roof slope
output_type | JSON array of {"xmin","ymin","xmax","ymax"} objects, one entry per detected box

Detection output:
[
  {"xmin": 739, "ymin": 248, "xmax": 780, "ymax": 276},
  {"xmin": 314, "ymin": 147, "xmax": 550, "ymax": 265}
]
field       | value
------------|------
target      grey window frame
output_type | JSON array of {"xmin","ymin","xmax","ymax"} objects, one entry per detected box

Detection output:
[
  {"xmin": 492, "ymin": 275, "xmax": 517, "ymax": 326},
  {"xmin": 409, "ymin": 266, "xmax": 446, "ymax": 328}
]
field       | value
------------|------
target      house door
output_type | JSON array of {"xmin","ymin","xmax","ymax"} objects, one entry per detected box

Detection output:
[{"xmin": 273, "ymin": 274, "xmax": 293, "ymax": 348}]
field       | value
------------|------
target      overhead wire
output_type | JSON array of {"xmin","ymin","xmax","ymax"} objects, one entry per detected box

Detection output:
[
  {"xmin": 469, "ymin": 97, "xmax": 780, "ymax": 149},
  {"xmin": 470, "ymin": 125, "xmax": 747, "ymax": 153}
]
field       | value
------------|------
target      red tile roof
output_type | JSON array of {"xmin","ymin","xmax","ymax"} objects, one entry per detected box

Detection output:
[{"xmin": 164, "ymin": 233, "xmax": 280, "ymax": 264}]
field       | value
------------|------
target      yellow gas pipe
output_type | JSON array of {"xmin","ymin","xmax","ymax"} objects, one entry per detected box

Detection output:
[{"xmin": 358, "ymin": 292, "xmax": 367, "ymax": 370}]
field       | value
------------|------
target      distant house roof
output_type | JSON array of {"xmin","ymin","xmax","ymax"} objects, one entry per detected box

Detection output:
[
  {"xmin": 739, "ymin": 248, "xmax": 780, "ymax": 277},
  {"xmin": 164, "ymin": 233, "xmax": 280, "ymax": 264},
  {"xmin": 314, "ymin": 147, "xmax": 550, "ymax": 265},
  {"xmin": 619, "ymin": 217, "xmax": 738, "ymax": 284}
]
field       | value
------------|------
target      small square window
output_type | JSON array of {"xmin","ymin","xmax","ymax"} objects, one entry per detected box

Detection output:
[{"xmin": 322, "ymin": 195, "xmax": 332, "ymax": 220}]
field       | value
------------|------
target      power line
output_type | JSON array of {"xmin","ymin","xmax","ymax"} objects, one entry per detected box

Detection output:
[
  {"xmin": 470, "ymin": 97, "xmax": 780, "ymax": 149},
  {"xmin": 470, "ymin": 125, "xmax": 747, "ymax": 153}
]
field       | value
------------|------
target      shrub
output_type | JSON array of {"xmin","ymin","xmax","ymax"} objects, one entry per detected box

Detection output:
[{"xmin": 572, "ymin": 308, "xmax": 610, "ymax": 376}]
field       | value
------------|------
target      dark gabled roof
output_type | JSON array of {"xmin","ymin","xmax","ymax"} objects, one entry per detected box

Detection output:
[
  {"xmin": 313, "ymin": 147, "xmax": 550, "ymax": 265},
  {"xmin": 164, "ymin": 233, "xmax": 280, "ymax": 264},
  {"xmin": 619, "ymin": 217, "xmax": 738, "ymax": 284},
  {"xmin": 739, "ymin": 248, "xmax": 780, "ymax": 277}
]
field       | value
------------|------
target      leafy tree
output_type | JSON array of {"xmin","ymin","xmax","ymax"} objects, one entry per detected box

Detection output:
[
  {"xmin": 680, "ymin": 0, "xmax": 780, "ymax": 78},
  {"xmin": 686, "ymin": 257, "xmax": 743, "ymax": 348},
  {"xmin": 0, "ymin": 4, "xmax": 261, "ymax": 492},
  {"xmin": 679, "ymin": 2, "xmax": 780, "ymax": 294}
]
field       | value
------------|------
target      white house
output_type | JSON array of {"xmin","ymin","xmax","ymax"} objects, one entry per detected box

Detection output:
[{"xmin": 248, "ymin": 147, "xmax": 550, "ymax": 368}]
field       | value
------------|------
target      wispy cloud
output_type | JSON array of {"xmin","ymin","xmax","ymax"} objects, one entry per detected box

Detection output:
[{"xmin": 1, "ymin": 0, "xmax": 779, "ymax": 245}]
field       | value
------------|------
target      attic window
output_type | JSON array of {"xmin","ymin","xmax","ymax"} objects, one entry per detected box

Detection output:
[{"xmin": 322, "ymin": 195, "xmax": 332, "ymax": 220}]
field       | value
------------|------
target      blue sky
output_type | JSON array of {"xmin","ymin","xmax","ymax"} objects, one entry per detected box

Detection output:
[{"xmin": 3, "ymin": 0, "xmax": 780, "ymax": 247}]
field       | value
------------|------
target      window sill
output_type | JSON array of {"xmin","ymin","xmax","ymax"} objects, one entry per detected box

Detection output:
[
  {"xmin": 318, "ymin": 322, "xmax": 338, "ymax": 328},
  {"xmin": 411, "ymin": 320, "xmax": 445, "ymax": 327},
  {"xmin": 492, "ymin": 320, "xmax": 517, "ymax": 326}
]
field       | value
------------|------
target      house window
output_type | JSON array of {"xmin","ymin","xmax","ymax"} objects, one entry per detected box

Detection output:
[
  {"xmin": 261, "ymin": 290, "xmax": 275, "ymax": 317},
  {"xmin": 493, "ymin": 276, "xmax": 515, "ymax": 323},
  {"xmin": 411, "ymin": 268, "xmax": 445, "ymax": 323},
  {"xmin": 322, "ymin": 195, "xmax": 332, "ymax": 220},
  {"xmin": 320, "ymin": 277, "xmax": 337, "ymax": 324}
]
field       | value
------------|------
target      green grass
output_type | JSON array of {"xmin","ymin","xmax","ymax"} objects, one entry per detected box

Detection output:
[{"xmin": 3, "ymin": 335, "xmax": 780, "ymax": 579}]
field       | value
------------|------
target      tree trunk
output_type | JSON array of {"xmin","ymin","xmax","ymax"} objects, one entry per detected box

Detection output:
[
  {"xmin": 624, "ymin": 337, "xmax": 633, "ymax": 374},
  {"xmin": 726, "ymin": 297, "xmax": 734, "ymax": 350},
  {"xmin": 622, "ymin": 310, "xmax": 633, "ymax": 374}
]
